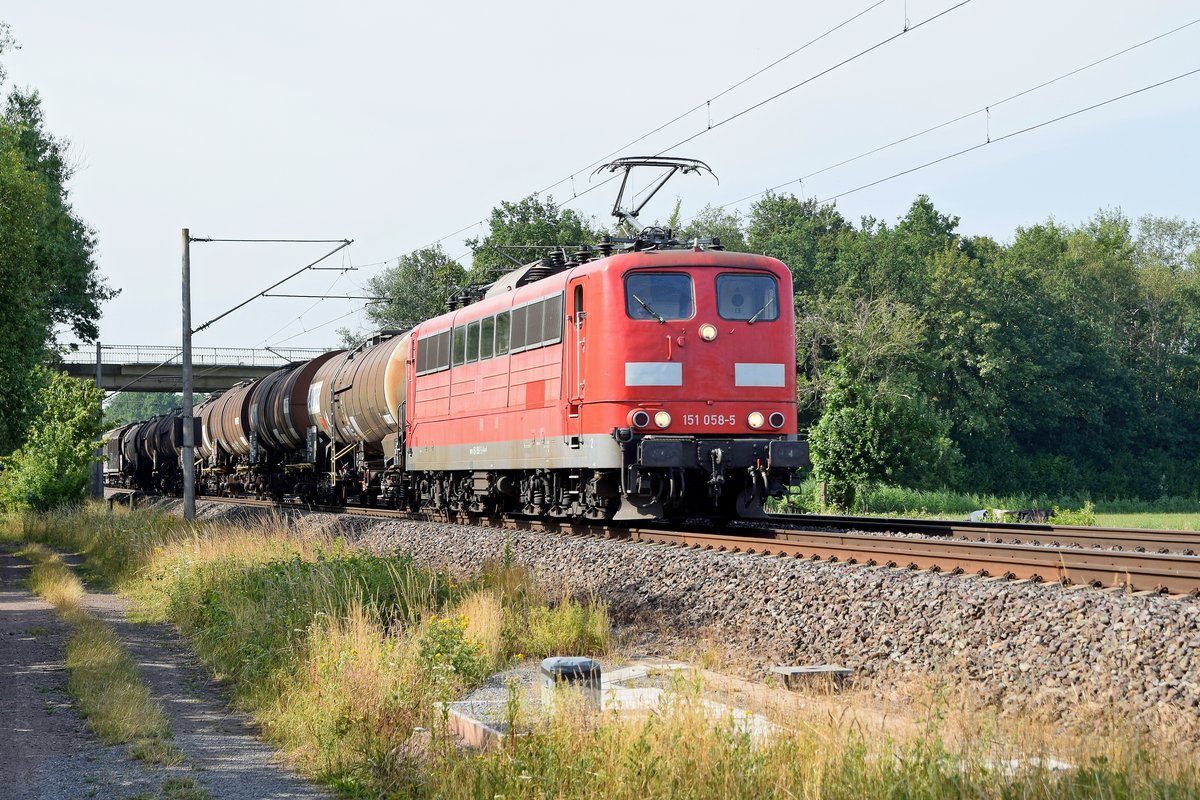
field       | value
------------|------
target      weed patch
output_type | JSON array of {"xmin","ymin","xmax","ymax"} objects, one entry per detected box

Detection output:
[
  {"xmin": 160, "ymin": 777, "xmax": 212, "ymax": 800},
  {"xmin": 65, "ymin": 616, "xmax": 170, "ymax": 744},
  {"xmin": 1050, "ymin": 501, "xmax": 1098, "ymax": 526},
  {"xmin": 22, "ymin": 507, "xmax": 613, "ymax": 794},
  {"xmin": 425, "ymin": 679, "xmax": 1200, "ymax": 799}
]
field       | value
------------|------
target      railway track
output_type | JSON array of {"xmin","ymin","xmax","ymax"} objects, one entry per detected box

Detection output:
[
  {"xmin": 769, "ymin": 513, "xmax": 1200, "ymax": 553},
  {"xmin": 143, "ymin": 493, "xmax": 1200, "ymax": 597}
]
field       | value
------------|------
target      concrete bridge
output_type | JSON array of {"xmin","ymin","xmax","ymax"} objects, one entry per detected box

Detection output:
[{"xmin": 58, "ymin": 343, "xmax": 327, "ymax": 393}]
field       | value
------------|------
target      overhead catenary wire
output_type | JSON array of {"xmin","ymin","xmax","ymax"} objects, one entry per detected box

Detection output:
[
  {"xmin": 188, "ymin": 238, "xmax": 352, "ymax": 244},
  {"xmin": 262, "ymin": 294, "xmax": 386, "ymax": 301},
  {"xmin": 325, "ymin": 71, "xmax": 1200, "ymax": 352},
  {"xmin": 816, "ymin": 65, "xmax": 1200, "ymax": 204},
  {"xmin": 271, "ymin": 7, "xmax": 1191, "ymax": 348},
  {"xmin": 531, "ymin": 0, "xmax": 892, "ymax": 199},
  {"xmin": 192, "ymin": 238, "xmax": 353, "ymax": 334},
  {"xmin": 358, "ymin": 0, "xmax": 924, "ymax": 272},
  {"xmin": 269, "ymin": 305, "xmax": 367, "ymax": 345},
  {"xmin": 256, "ymin": 255, "xmax": 354, "ymax": 346},
  {"xmin": 556, "ymin": 1, "xmax": 975, "ymax": 215},
  {"xmin": 681, "ymin": 15, "xmax": 1200, "ymax": 221},
  {"xmin": 650, "ymin": 0, "xmax": 976, "ymax": 157}
]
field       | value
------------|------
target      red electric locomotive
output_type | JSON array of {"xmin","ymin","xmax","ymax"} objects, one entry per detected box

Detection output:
[{"xmin": 393, "ymin": 242, "xmax": 807, "ymax": 520}]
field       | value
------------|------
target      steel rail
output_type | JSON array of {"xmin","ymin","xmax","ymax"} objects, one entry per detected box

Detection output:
[
  {"xmin": 631, "ymin": 527, "xmax": 1200, "ymax": 596},
  {"xmin": 770, "ymin": 514, "xmax": 1200, "ymax": 553}
]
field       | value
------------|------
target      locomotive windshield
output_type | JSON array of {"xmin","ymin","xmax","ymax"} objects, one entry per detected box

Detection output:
[
  {"xmin": 625, "ymin": 273, "xmax": 694, "ymax": 321},
  {"xmin": 716, "ymin": 274, "xmax": 779, "ymax": 322}
]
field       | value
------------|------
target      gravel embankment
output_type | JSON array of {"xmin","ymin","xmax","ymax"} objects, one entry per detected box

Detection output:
[{"xmin": 184, "ymin": 501, "xmax": 1200, "ymax": 732}]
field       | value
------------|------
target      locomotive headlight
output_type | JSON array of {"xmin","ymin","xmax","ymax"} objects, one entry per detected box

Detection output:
[
  {"xmin": 699, "ymin": 323, "xmax": 718, "ymax": 341},
  {"xmin": 654, "ymin": 411, "xmax": 672, "ymax": 429},
  {"xmin": 630, "ymin": 410, "xmax": 651, "ymax": 428},
  {"xmin": 747, "ymin": 411, "xmax": 765, "ymax": 429},
  {"xmin": 768, "ymin": 412, "xmax": 786, "ymax": 429}
]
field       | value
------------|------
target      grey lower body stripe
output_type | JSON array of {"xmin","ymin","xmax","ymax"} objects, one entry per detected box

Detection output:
[{"xmin": 409, "ymin": 434, "xmax": 623, "ymax": 471}]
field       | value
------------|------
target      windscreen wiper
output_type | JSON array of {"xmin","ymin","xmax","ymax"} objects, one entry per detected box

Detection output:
[
  {"xmin": 631, "ymin": 293, "xmax": 666, "ymax": 324},
  {"xmin": 747, "ymin": 296, "xmax": 775, "ymax": 324}
]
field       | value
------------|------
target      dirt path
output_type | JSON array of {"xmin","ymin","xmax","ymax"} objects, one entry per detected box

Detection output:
[
  {"xmin": 0, "ymin": 548, "xmax": 166, "ymax": 800},
  {"xmin": 76, "ymin": 583, "xmax": 328, "ymax": 799},
  {"xmin": 1, "ymin": 547, "xmax": 328, "ymax": 800}
]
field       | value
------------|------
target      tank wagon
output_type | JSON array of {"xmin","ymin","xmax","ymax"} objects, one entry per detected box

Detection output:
[
  {"xmin": 395, "ymin": 245, "xmax": 806, "ymax": 519},
  {"xmin": 103, "ymin": 410, "xmax": 196, "ymax": 494}
]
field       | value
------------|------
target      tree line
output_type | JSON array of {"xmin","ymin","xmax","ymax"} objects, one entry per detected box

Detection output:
[{"xmin": 356, "ymin": 193, "xmax": 1200, "ymax": 503}]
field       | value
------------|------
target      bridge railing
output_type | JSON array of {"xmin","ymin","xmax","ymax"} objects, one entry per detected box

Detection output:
[{"xmin": 58, "ymin": 344, "xmax": 328, "ymax": 367}]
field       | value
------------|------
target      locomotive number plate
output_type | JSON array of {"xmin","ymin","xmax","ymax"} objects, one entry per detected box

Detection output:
[{"xmin": 682, "ymin": 414, "xmax": 737, "ymax": 426}]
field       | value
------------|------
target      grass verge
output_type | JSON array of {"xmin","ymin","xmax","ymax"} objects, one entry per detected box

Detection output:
[
  {"xmin": 1094, "ymin": 512, "xmax": 1200, "ymax": 531},
  {"xmin": 14, "ymin": 539, "xmax": 180, "ymax": 763}
]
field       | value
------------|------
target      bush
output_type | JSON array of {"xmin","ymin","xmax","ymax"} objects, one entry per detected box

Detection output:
[
  {"xmin": 809, "ymin": 378, "xmax": 958, "ymax": 510},
  {"xmin": 0, "ymin": 368, "xmax": 103, "ymax": 511},
  {"xmin": 419, "ymin": 614, "xmax": 491, "ymax": 687},
  {"xmin": 1050, "ymin": 501, "xmax": 1097, "ymax": 526}
]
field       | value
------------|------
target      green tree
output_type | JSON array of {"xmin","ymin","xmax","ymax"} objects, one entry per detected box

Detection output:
[
  {"xmin": 0, "ymin": 368, "xmax": 104, "ymax": 511},
  {"xmin": 795, "ymin": 294, "xmax": 929, "ymax": 417},
  {"xmin": 357, "ymin": 245, "xmax": 467, "ymax": 334},
  {"xmin": 809, "ymin": 368, "xmax": 956, "ymax": 509},
  {"xmin": 0, "ymin": 30, "xmax": 115, "ymax": 454},
  {"xmin": 102, "ymin": 392, "xmax": 201, "ymax": 428},
  {"xmin": 747, "ymin": 193, "xmax": 851, "ymax": 299},
  {"xmin": 1134, "ymin": 214, "xmax": 1200, "ymax": 273},
  {"xmin": 0, "ymin": 108, "xmax": 48, "ymax": 454},
  {"xmin": 676, "ymin": 204, "xmax": 748, "ymax": 251},
  {"xmin": 466, "ymin": 195, "xmax": 599, "ymax": 282}
]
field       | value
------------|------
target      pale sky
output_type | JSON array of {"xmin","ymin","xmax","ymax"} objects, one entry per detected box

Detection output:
[{"xmin": 4, "ymin": 0, "xmax": 1198, "ymax": 350}]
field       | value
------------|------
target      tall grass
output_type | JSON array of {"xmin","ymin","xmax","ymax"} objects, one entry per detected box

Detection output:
[
  {"xmin": 19, "ymin": 541, "xmax": 85, "ymax": 610},
  {"xmin": 427, "ymin": 677, "xmax": 1199, "ymax": 799}
]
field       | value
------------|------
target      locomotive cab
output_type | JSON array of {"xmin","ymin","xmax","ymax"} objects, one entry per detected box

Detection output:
[{"xmin": 570, "ymin": 249, "xmax": 808, "ymax": 519}]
